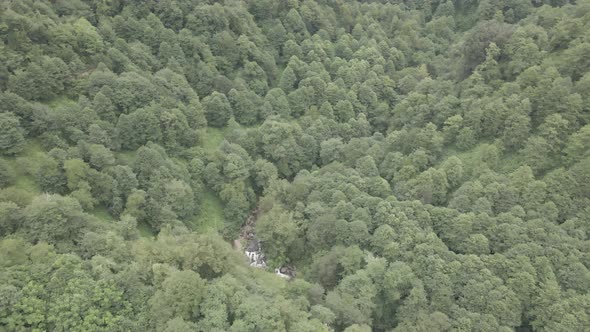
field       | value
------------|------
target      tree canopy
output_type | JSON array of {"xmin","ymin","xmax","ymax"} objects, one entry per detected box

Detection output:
[{"xmin": 1, "ymin": 0, "xmax": 589, "ymax": 331}]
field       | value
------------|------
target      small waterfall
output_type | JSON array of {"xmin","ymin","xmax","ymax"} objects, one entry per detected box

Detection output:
[
  {"xmin": 236, "ymin": 206, "xmax": 294, "ymax": 279},
  {"xmin": 244, "ymin": 239, "xmax": 267, "ymax": 268}
]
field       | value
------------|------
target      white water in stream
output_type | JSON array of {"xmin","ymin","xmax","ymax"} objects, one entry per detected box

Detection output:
[{"xmin": 238, "ymin": 207, "xmax": 294, "ymax": 279}]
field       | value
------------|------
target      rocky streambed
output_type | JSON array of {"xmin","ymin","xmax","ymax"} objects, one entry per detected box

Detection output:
[{"xmin": 234, "ymin": 206, "xmax": 295, "ymax": 279}]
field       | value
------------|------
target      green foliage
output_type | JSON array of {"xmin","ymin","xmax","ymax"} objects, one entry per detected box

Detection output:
[
  {"xmin": 8, "ymin": 56, "xmax": 70, "ymax": 101},
  {"xmin": 149, "ymin": 270, "xmax": 206, "ymax": 330},
  {"xmin": 1, "ymin": 1, "xmax": 589, "ymax": 331},
  {"xmin": 203, "ymin": 92, "xmax": 232, "ymax": 128},
  {"xmin": 116, "ymin": 106, "xmax": 162, "ymax": 150},
  {"xmin": 190, "ymin": 189, "xmax": 225, "ymax": 233},
  {"xmin": 0, "ymin": 159, "xmax": 16, "ymax": 188},
  {"xmin": 20, "ymin": 194, "xmax": 91, "ymax": 250},
  {"xmin": 460, "ymin": 20, "xmax": 514, "ymax": 77},
  {"xmin": 326, "ymin": 270, "xmax": 377, "ymax": 329},
  {"xmin": 0, "ymin": 113, "xmax": 25, "ymax": 155},
  {"xmin": 256, "ymin": 206, "xmax": 298, "ymax": 265},
  {"xmin": 564, "ymin": 125, "xmax": 590, "ymax": 164}
]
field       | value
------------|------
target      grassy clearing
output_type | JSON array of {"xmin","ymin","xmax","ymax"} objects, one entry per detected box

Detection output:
[
  {"xmin": 90, "ymin": 205, "xmax": 115, "ymax": 222},
  {"xmin": 137, "ymin": 220, "xmax": 155, "ymax": 238},
  {"xmin": 497, "ymin": 151, "xmax": 526, "ymax": 174},
  {"xmin": 201, "ymin": 124, "xmax": 261, "ymax": 152},
  {"xmin": 443, "ymin": 145, "xmax": 485, "ymax": 176},
  {"xmin": 4, "ymin": 140, "xmax": 44, "ymax": 196},
  {"xmin": 12, "ymin": 174, "xmax": 40, "ymax": 195},
  {"xmin": 441, "ymin": 142, "xmax": 527, "ymax": 178},
  {"xmin": 91, "ymin": 205, "xmax": 155, "ymax": 238},
  {"xmin": 117, "ymin": 151, "xmax": 137, "ymax": 166},
  {"xmin": 189, "ymin": 189, "xmax": 226, "ymax": 233},
  {"xmin": 47, "ymin": 96, "xmax": 76, "ymax": 108},
  {"xmin": 190, "ymin": 127, "xmax": 231, "ymax": 233},
  {"xmin": 202, "ymin": 127, "xmax": 226, "ymax": 152},
  {"xmin": 19, "ymin": 139, "xmax": 44, "ymax": 157}
]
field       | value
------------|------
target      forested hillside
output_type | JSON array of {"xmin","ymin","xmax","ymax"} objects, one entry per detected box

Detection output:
[{"xmin": 1, "ymin": 0, "xmax": 590, "ymax": 331}]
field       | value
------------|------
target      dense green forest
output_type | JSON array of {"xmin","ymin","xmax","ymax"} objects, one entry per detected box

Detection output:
[{"xmin": 1, "ymin": 0, "xmax": 589, "ymax": 330}]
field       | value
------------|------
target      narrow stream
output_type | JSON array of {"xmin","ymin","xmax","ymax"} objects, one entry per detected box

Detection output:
[{"xmin": 235, "ymin": 206, "xmax": 294, "ymax": 279}]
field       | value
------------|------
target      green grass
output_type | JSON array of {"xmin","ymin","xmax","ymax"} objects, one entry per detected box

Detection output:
[
  {"xmin": 90, "ymin": 205, "xmax": 115, "ymax": 222},
  {"xmin": 189, "ymin": 189, "xmax": 226, "ymax": 233},
  {"xmin": 202, "ymin": 127, "xmax": 226, "ymax": 152},
  {"xmin": 496, "ymin": 150, "xmax": 527, "ymax": 175},
  {"xmin": 137, "ymin": 220, "xmax": 155, "ymax": 238},
  {"xmin": 111, "ymin": 127, "xmax": 230, "ymax": 236},
  {"xmin": 47, "ymin": 96, "xmax": 76, "ymax": 108},
  {"xmin": 186, "ymin": 127, "xmax": 236, "ymax": 234},
  {"xmin": 3, "ymin": 140, "xmax": 159, "ymax": 237},
  {"xmin": 4, "ymin": 140, "xmax": 44, "ymax": 196},
  {"xmin": 19, "ymin": 139, "xmax": 44, "ymax": 156},
  {"xmin": 117, "ymin": 151, "xmax": 137, "ymax": 166},
  {"xmin": 442, "ymin": 145, "xmax": 485, "ymax": 176},
  {"xmin": 201, "ymin": 124, "xmax": 262, "ymax": 152},
  {"xmin": 12, "ymin": 174, "xmax": 40, "ymax": 195},
  {"xmin": 439, "ymin": 141, "xmax": 529, "ymax": 180},
  {"xmin": 91, "ymin": 204, "xmax": 155, "ymax": 238},
  {"xmin": 194, "ymin": 127, "xmax": 229, "ymax": 233}
]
